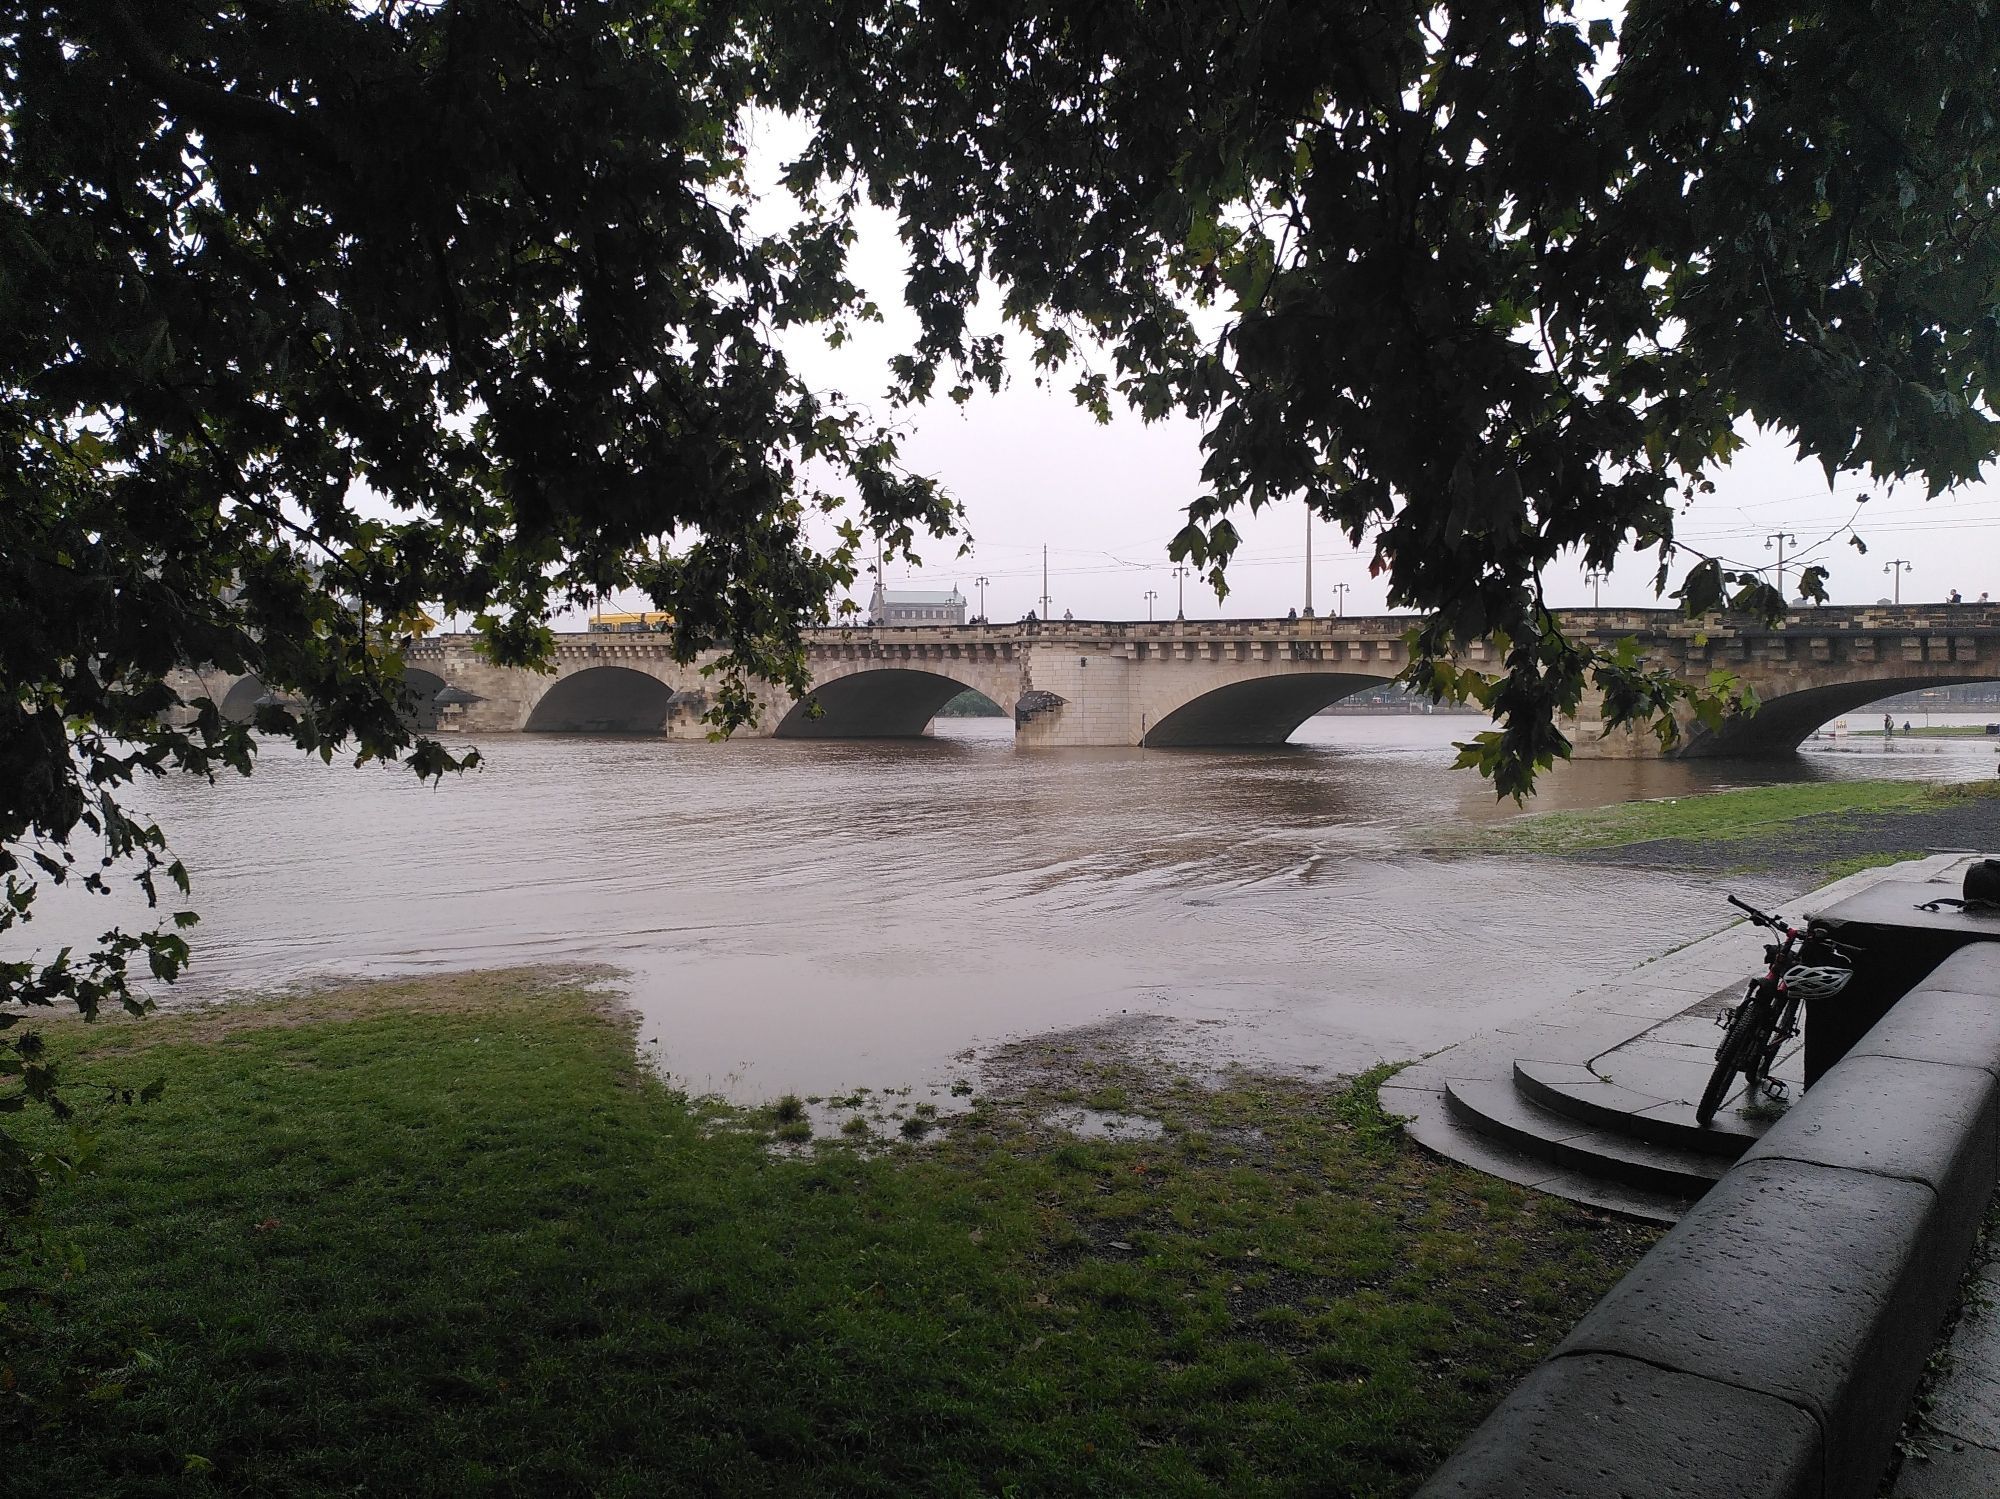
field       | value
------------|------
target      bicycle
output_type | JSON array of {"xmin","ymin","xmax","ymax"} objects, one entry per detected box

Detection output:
[{"xmin": 1695, "ymin": 895, "xmax": 1857, "ymax": 1127}]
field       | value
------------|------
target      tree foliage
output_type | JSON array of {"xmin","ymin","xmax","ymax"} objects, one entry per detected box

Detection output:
[
  {"xmin": 0, "ymin": 0, "xmax": 951, "ymax": 1199},
  {"xmin": 775, "ymin": 0, "xmax": 2000, "ymax": 783}
]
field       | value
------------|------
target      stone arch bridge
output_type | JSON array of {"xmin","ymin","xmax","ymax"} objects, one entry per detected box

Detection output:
[{"xmin": 188, "ymin": 605, "xmax": 2000, "ymax": 759}]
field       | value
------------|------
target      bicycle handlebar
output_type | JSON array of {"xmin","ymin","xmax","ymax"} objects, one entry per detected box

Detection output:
[
  {"xmin": 1727, "ymin": 893, "xmax": 1786, "ymax": 931},
  {"xmin": 1727, "ymin": 895, "xmax": 1863, "ymax": 973}
]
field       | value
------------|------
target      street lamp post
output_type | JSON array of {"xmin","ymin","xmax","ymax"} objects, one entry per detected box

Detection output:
[
  {"xmin": 1172, "ymin": 564, "xmax": 1189, "ymax": 620},
  {"xmin": 1303, "ymin": 506, "xmax": 1315, "ymax": 617},
  {"xmin": 1331, "ymin": 582, "xmax": 1351, "ymax": 617},
  {"xmin": 1885, "ymin": 558, "xmax": 1913, "ymax": 604},
  {"xmin": 1585, "ymin": 569, "xmax": 1604, "ymax": 607},
  {"xmin": 1143, "ymin": 588, "xmax": 1159, "ymax": 621},
  {"xmin": 974, "ymin": 574, "xmax": 989, "ymax": 623},
  {"xmin": 1766, "ymin": 532, "xmax": 1798, "ymax": 602}
]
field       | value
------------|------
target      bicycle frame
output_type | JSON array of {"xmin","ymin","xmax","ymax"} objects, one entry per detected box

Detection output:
[
  {"xmin": 1698, "ymin": 894, "xmax": 1844, "ymax": 1126},
  {"xmin": 1738, "ymin": 941, "xmax": 1807, "ymax": 1094}
]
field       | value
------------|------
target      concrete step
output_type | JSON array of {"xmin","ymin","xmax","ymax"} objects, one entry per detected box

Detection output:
[
  {"xmin": 1512, "ymin": 1059, "xmax": 1763, "ymax": 1160},
  {"xmin": 1392, "ymin": 1076, "xmax": 1698, "ymax": 1226},
  {"xmin": 1443, "ymin": 1075, "xmax": 1730, "ymax": 1200}
]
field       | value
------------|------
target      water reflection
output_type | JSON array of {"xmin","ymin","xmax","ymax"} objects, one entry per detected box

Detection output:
[{"xmin": 11, "ymin": 712, "xmax": 1993, "ymax": 1101}]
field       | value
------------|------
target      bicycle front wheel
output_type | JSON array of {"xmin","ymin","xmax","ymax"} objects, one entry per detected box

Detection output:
[
  {"xmin": 1753, "ymin": 995, "xmax": 1803, "ymax": 1086},
  {"xmin": 1697, "ymin": 998, "xmax": 1768, "ymax": 1127}
]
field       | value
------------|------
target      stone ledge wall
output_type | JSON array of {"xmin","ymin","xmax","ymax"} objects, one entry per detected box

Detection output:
[{"xmin": 1419, "ymin": 940, "xmax": 2000, "ymax": 1499}]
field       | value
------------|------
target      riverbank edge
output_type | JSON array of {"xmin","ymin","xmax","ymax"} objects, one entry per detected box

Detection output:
[
  {"xmin": 1455, "ymin": 777, "xmax": 2000, "ymax": 883},
  {"xmin": 2, "ymin": 968, "xmax": 1661, "ymax": 1496}
]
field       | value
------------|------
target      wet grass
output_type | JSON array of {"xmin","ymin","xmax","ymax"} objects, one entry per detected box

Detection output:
[
  {"xmin": 1477, "ymin": 779, "xmax": 2000, "ymax": 859},
  {"xmin": 1819, "ymin": 849, "xmax": 1935, "ymax": 881},
  {"xmin": 3, "ymin": 972, "xmax": 1656, "ymax": 1498}
]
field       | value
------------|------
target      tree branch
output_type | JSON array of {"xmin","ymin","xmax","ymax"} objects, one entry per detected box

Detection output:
[{"xmin": 100, "ymin": 1, "xmax": 352, "ymax": 176}]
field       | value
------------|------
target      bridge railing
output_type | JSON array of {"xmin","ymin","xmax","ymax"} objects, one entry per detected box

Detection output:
[{"xmin": 405, "ymin": 603, "xmax": 2000, "ymax": 655}]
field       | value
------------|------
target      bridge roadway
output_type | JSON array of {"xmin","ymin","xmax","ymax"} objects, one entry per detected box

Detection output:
[{"xmin": 354, "ymin": 605, "xmax": 2000, "ymax": 759}]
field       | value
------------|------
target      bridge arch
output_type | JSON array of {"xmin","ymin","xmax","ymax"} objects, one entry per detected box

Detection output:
[
  {"xmin": 777, "ymin": 668, "xmax": 995, "ymax": 738},
  {"xmin": 218, "ymin": 675, "xmax": 266, "ymax": 723},
  {"xmin": 1681, "ymin": 673, "xmax": 2000, "ymax": 757},
  {"xmin": 401, "ymin": 668, "xmax": 445, "ymax": 731},
  {"xmin": 524, "ymin": 665, "xmax": 678, "ymax": 733},
  {"xmin": 1142, "ymin": 672, "xmax": 1397, "ymax": 748}
]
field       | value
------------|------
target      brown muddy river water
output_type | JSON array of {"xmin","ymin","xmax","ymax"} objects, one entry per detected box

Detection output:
[{"xmin": 17, "ymin": 713, "xmax": 1998, "ymax": 1101}]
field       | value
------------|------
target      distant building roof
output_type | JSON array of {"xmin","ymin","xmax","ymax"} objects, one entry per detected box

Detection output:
[{"xmin": 882, "ymin": 588, "xmax": 964, "ymax": 604}]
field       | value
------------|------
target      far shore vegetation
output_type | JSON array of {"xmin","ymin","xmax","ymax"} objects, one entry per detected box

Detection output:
[
  {"xmin": 1855, "ymin": 724, "xmax": 1997, "ymax": 738},
  {"xmin": 3, "ymin": 972, "xmax": 1655, "ymax": 1496}
]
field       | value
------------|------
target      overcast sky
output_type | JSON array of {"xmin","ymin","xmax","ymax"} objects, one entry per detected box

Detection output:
[{"xmin": 569, "ymin": 116, "xmax": 2000, "ymax": 629}]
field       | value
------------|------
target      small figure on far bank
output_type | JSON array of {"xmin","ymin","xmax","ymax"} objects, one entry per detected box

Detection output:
[{"xmin": 1885, "ymin": 713, "xmax": 1895, "ymax": 736}]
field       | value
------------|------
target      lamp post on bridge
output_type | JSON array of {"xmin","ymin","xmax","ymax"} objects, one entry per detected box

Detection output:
[
  {"xmin": 1172, "ymin": 564, "xmax": 1188, "ymax": 620},
  {"xmin": 1144, "ymin": 588, "xmax": 1159, "ymax": 620},
  {"xmin": 1331, "ymin": 582, "xmax": 1350, "ymax": 617},
  {"xmin": 1302, "ymin": 506, "xmax": 1315, "ymax": 618},
  {"xmin": 1885, "ymin": 558, "xmax": 1913, "ymax": 604},
  {"xmin": 1585, "ymin": 569, "xmax": 1605, "ymax": 607},
  {"xmin": 1766, "ymin": 532, "xmax": 1798, "ymax": 603},
  {"xmin": 974, "ymin": 575, "xmax": 989, "ymax": 623}
]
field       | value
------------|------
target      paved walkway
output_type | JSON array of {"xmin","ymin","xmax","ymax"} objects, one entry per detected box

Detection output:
[
  {"xmin": 1389, "ymin": 854, "xmax": 1975, "ymax": 1222},
  {"xmin": 1890, "ymin": 1215, "xmax": 2000, "ymax": 1497}
]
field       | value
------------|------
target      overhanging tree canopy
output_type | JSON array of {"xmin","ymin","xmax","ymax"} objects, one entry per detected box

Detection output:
[
  {"xmin": 774, "ymin": 0, "xmax": 2000, "ymax": 780},
  {"xmin": 0, "ymin": 0, "xmax": 952, "ymax": 1186},
  {"xmin": 4, "ymin": 1, "xmax": 1999, "ymax": 1171}
]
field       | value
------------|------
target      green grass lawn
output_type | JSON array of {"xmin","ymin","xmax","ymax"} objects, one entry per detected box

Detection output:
[
  {"xmin": 1476, "ymin": 778, "xmax": 2000, "ymax": 859},
  {"xmin": 1854, "ymin": 725, "xmax": 1998, "ymax": 738},
  {"xmin": 2, "ymin": 973, "xmax": 1654, "ymax": 1498}
]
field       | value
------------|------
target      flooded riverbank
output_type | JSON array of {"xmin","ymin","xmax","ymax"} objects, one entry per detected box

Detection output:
[{"xmin": 12, "ymin": 714, "xmax": 1996, "ymax": 1101}]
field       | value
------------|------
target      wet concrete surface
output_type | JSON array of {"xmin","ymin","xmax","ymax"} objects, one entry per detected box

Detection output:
[{"xmin": 1893, "ymin": 1252, "xmax": 2000, "ymax": 1496}]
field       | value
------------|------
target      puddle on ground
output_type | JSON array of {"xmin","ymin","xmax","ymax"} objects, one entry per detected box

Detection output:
[
  {"xmin": 1040, "ymin": 1108, "xmax": 1166, "ymax": 1141},
  {"xmin": 734, "ymin": 1077, "xmax": 981, "ymax": 1153}
]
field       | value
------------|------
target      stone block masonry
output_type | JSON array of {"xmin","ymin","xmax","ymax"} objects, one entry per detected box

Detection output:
[
  {"xmin": 382, "ymin": 604, "xmax": 2000, "ymax": 757},
  {"xmin": 1418, "ymin": 941, "xmax": 2000, "ymax": 1499}
]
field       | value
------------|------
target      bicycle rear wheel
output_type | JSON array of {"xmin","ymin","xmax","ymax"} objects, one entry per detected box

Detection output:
[{"xmin": 1697, "ymin": 997, "xmax": 1769, "ymax": 1126}]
